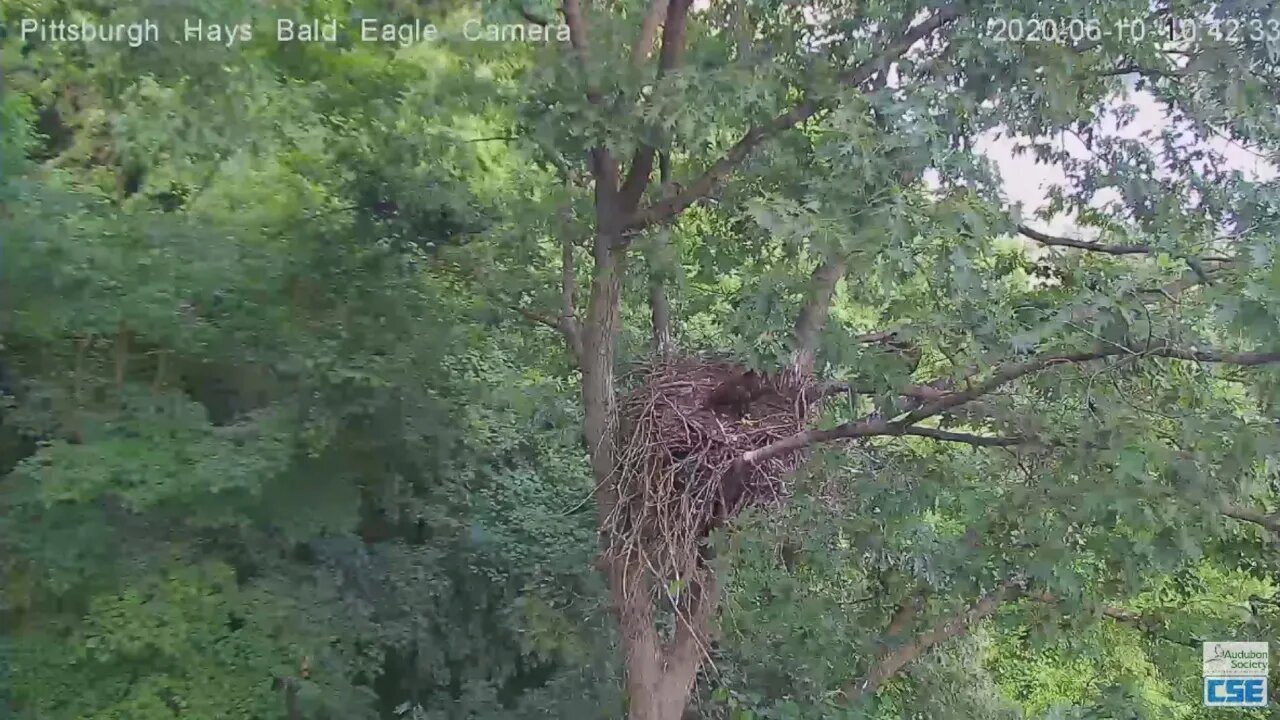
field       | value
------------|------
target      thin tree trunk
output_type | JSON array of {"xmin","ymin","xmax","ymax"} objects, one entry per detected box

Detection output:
[
  {"xmin": 611, "ymin": 562, "xmax": 666, "ymax": 720},
  {"xmin": 282, "ymin": 677, "xmax": 302, "ymax": 720},
  {"xmin": 650, "ymin": 281, "xmax": 674, "ymax": 357},
  {"xmin": 581, "ymin": 237, "xmax": 625, "ymax": 530},
  {"xmin": 788, "ymin": 257, "xmax": 846, "ymax": 378},
  {"xmin": 588, "ymin": 179, "xmax": 706, "ymax": 720},
  {"xmin": 650, "ymin": 151, "xmax": 675, "ymax": 358},
  {"xmin": 844, "ymin": 581, "xmax": 1019, "ymax": 701},
  {"xmin": 584, "ymin": 229, "xmax": 707, "ymax": 719}
]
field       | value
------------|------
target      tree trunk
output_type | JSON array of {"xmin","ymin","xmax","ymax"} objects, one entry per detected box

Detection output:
[
  {"xmin": 789, "ymin": 257, "xmax": 846, "ymax": 378},
  {"xmin": 577, "ymin": 222, "xmax": 667, "ymax": 719},
  {"xmin": 581, "ymin": 234, "xmax": 625, "ymax": 530},
  {"xmin": 614, "ymin": 565, "xmax": 715, "ymax": 720},
  {"xmin": 650, "ymin": 278, "xmax": 674, "ymax": 358},
  {"xmin": 585, "ymin": 189, "xmax": 706, "ymax": 717},
  {"xmin": 650, "ymin": 151, "xmax": 676, "ymax": 358}
]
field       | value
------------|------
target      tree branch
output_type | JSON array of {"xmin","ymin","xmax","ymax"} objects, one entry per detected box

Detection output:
[
  {"xmin": 844, "ymin": 578, "xmax": 1219, "ymax": 703},
  {"xmin": 562, "ymin": 0, "xmax": 593, "ymax": 72},
  {"xmin": 1030, "ymin": 592, "xmax": 1199, "ymax": 648},
  {"xmin": 1029, "ymin": 592, "xmax": 1143, "ymax": 622},
  {"xmin": 902, "ymin": 426, "xmax": 1028, "ymax": 447},
  {"xmin": 661, "ymin": 571, "xmax": 719, "ymax": 705},
  {"xmin": 649, "ymin": 154, "xmax": 676, "ymax": 358},
  {"xmin": 630, "ymin": 0, "xmax": 670, "ymax": 66},
  {"xmin": 882, "ymin": 592, "xmax": 928, "ymax": 640},
  {"xmin": 560, "ymin": 224, "xmax": 584, "ymax": 363},
  {"xmin": 620, "ymin": 0, "xmax": 692, "ymax": 211},
  {"xmin": 1221, "ymin": 504, "xmax": 1280, "ymax": 533},
  {"xmin": 519, "ymin": 4, "xmax": 557, "ymax": 26},
  {"xmin": 626, "ymin": 4, "xmax": 964, "ymax": 231},
  {"xmin": 788, "ymin": 257, "xmax": 848, "ymax": 378},
  {"xmin": 1096, "ymin": 63, "xmax": 1189, "ymax": 79},
  {"xmin": 510, "ymin": 203, "xmax": 584, "ymax": 363},
  {"xmin": 561, "ymin": 0, "xmax": 625, "ymax": 195},
  {"xmin": 1018, "ymin": 224, "xmax": 1155, "ymax": 255},
  {"xmin": 744, "ymin": 344, "xmax": 1280, "ymax": 465},
  {"xmin": 844, "ymin": 579, "xmax": 1022, "ymax": 702},
  {"xmin": 512, "ymin": 305, "xmax": 561, "ymax": 331},
  {"xmin": 1018, "ymin": 225, "xmax": 1233, "ymax": 262}
]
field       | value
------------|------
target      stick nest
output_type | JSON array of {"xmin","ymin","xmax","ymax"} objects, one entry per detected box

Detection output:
[{"xmin": 605, "ymin": 357, "xmax": 818, "ymax": 594}]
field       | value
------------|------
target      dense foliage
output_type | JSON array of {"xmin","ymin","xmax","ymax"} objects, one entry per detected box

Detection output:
[{"xmin": 2, "ymin": 0, "xmax": 1279, "ymax": 718}]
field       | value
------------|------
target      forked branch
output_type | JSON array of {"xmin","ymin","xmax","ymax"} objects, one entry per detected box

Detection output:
[
  {"xmin": 744, "ymin": 344, "xmax": 1280, "ymax": 464},
  {"xmin": 627, "ymin": 4, "xmax": 965, "ymax": 231},
  {"xmin": 620, "ymin": 0, "xmax": 693, "ymax": 210},
  {"xmin": 844, "ymin": 578, "xmax": 1023, "ymax": 701}
]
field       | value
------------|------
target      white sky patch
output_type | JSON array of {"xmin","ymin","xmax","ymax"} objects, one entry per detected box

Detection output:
[
  {"xmin": 682, "ymin": 6, "xmax": 1275, "ymax": 240},
  {"xmin": 979, "ymin": 79, "xmax": 1278, "ymax": 237}
]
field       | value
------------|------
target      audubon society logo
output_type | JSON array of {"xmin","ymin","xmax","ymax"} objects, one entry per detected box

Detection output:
[{"xmin": 1203, "ymin": 641, "xmax": 1269, "ymax": 707}]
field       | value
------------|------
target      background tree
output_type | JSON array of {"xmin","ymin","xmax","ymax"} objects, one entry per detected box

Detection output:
[
  {"xmin": 513, "ymin": 0, "xmax": 1280, "ymax": 717},
  {"xmin": 2, "ymin": 0, "xmax": 1279, "ymax": 718}
]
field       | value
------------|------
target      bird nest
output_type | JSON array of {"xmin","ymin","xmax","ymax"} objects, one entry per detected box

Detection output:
[{"xmin": 605, "ymin": 357, "xmax": 818, "ymax": 596}]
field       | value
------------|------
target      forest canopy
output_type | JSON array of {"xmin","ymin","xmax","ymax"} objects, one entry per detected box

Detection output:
[{"xmin": 1, "ymin": 0, "xmax": 1279, "ymax": 719}]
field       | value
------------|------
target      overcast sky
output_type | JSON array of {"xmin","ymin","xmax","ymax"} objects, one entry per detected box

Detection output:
[
  {"xmin": 681, "ymin": 3, "xmax": 1277, "ymax": 236},
  {"xmin": 979, "ymin": 79, "xmax": 1278, "ymax": 235}
]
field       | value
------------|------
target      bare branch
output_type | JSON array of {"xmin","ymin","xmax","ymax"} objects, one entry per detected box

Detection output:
[
  {"xmin": 844, "ymin": 579, "xmax": 1022, "ymax": 702},
  {"xmin": 649, "ymin": 153, "xmax": 676, "ymax": 358},
  {"xmin": 560, "ymin": 226, "xmax": 584, "ymax": 363},
  {"xmin": 903, "ymin": 427, "xmax": 1028, "ymax": 447},
  {"xmin": 512, "ymin": 305, "xmax": 562, "ymax": 331},
  {"xmin": 627, "ymin": 4, "xmax": 964, "ymax": 230},
  {"xmin": 1221, "ymin": 504, "xmax": 1280, "ymax": 533},
  {"xmin": 630, "ymin": 0, "xmax": 671, "ymax": 66},
  {"xmin": 650, "ymin": 282, "xmax": 674, "ymax": 357},
  {"xmin": 1018, "ymin": 224, "xmax": 1155, "ymax": 255},
  {"xmin": 1097, "ymin": 63, "xmax": 1189, "ymax": 79},
  {"xmin": 1018, "ymin": 225, "xmax": 1233, "ymax": 262},
  {"xmin": 789, "ymin": 257, "xmax": 848, "ymax": 377}
]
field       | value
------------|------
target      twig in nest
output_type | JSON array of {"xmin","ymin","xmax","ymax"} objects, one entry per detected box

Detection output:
[{"xmin": 605, "ymin": 357, "xmax": 819, "ymax": 605}]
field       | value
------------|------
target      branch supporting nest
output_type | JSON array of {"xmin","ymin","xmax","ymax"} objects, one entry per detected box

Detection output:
[{"xmin": 604, "ymin": 357, "xmax": 818, "ymax": 601}]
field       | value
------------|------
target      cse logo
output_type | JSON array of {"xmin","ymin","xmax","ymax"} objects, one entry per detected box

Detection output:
[{"xmin": 1204, "ymin": 677, "xmax": 1268, "ymax": 707}]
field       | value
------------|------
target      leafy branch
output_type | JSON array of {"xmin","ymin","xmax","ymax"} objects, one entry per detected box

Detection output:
[
  {"xmin": 743, "ymin": 344, "xmax": 1280, "ymax": 464},
  {"xmin": 625, "ymin": 4, "xmax": 966, "ymax": 232}
]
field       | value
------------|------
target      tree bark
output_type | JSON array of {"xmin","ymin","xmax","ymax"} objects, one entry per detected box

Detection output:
[
  {"xmin": 588, "ymin": 182, "xmax": 705, "ymax": 719},
  {"xmin": 650, "ymin": 278, "xmax": 674, "ymax": 358},
  {"xmin": 650, "ymin": 152, "xmax": 676, "ymax": 358},
  {"xmin": 788, "ymin": 257, "xmax": 846, "ymax": 378},
  {"xmin": 845, "ymin": 580, "xmax": 1021, "ymax": 701},
  {"xmin": 557, "ymin": 6, "xmax": 968, "ymax": 717}
]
